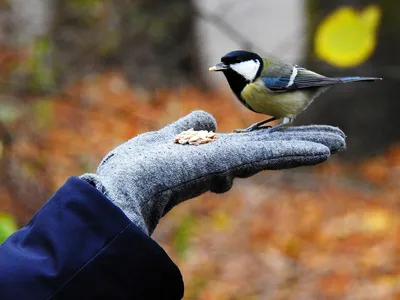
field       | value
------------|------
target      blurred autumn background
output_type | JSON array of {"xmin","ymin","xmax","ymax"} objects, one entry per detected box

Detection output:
[{"xmin": 0, "ymin": 0, "xmax": 400, "ymax": 299}]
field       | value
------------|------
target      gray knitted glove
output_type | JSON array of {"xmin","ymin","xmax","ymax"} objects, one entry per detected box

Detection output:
[{"xmin": 80, "ymin": 110, "xmax": 345, "ymax": 235}]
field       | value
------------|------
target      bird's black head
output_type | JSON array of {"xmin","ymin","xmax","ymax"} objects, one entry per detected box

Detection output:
[{"xmin": 209, "ymin": 50, "xmax": 263, "ymax": 100}]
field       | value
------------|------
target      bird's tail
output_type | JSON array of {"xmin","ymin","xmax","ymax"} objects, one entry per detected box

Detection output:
[{"xmin": 337, "ymin": 76, "xmax": 382, "ymax": 83}]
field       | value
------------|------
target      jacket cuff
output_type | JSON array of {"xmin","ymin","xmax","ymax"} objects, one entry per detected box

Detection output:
[{"xmin": 0, "ymin": 176, "xmax": 183, "ymax": 300}]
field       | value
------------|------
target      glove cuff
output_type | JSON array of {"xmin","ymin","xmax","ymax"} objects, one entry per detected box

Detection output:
[
  {"xmin": 79, "ymin": 173, "xmax": 150, "ymax": 235},
  {"xmin": 79, "ymin": 173, "xmax": 107, "ymax": 193}
]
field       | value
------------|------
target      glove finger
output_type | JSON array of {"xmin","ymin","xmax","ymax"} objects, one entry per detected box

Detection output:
[
  {"xmin": 254, "ymin": 125, "xmax": 345, "ymax": 138},
  {"xmin": 244, "ymin": 139, "xmax": 331, "ymax": 170},
  {"xmin": 282, "ymin": 125, "xmax": 345, "ymax": 138},
  {"xmin": 209, "ymin": 140, "xmax": 330, "ymax": 193},
  {"xmin": 245, "ymin": 131, "xmax": 346, "ymax": 154},
  {"xmin": 160, "ymin": 110, "xmax": 217, "ymax": 137}
]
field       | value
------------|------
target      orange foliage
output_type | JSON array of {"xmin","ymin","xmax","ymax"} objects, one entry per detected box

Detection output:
[{"xmin": 2, "ymin": 72, "xmax": 400, "ymax": 299}]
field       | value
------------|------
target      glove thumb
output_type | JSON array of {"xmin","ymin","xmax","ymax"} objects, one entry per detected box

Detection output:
[{"xmin": 161, "ymin": 110, "xmax": 217, "ymax": 136}]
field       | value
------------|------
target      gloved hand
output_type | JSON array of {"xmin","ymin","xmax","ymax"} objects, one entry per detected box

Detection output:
[{"xmin": 81, "ymin": 111, "xmax": 345, "ymax": 235}]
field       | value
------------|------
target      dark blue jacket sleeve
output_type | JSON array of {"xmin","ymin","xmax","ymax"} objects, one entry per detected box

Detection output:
[{"xmin": 0, "ymin": 177, "xmax": 184, "ymax": 300}]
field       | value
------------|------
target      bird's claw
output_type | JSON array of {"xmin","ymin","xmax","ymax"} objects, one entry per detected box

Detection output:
[
  {"xmin": 233, "ymin": 128, "xmax": 249, "ymax": 133},
  {"xmin": 233, "ymin": 125, "xmax": 272, "ymax": 133}
]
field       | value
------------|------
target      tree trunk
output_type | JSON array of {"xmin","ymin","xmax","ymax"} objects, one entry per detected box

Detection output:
[{"xmin": 299, "ymin": 0, "xmax": 400, "ymax": 160}]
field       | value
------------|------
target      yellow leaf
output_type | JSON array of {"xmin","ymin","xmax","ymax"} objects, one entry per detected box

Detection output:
[
  {"xmin": 211, "ymin": 211, "xmax": 231, "ymax": 232},
  {"xmin": 362, "ymin": 209, "xmax": 394, "ymax": 235},
  {"xmin": 315, "ymin": 5, "xmax": 381, "ymax": 68},
  {"xmin": 375, "ymin": 274, "xmax": 400, "ymax": 289},
  {"xmin": 282, "ymin": 235, "xmax": 302, "ymax": 258},
  {"xmin": 360, "ymin": 5, "xmax": 381, "ymax": 31}
]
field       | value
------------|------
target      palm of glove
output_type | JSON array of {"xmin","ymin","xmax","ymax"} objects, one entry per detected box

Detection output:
[{"xmin": 81, "ymin": 111, "xmax": 345, "ymax": 235}]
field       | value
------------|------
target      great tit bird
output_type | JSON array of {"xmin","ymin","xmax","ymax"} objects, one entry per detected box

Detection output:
[{"xmin": 209, "ymin": 50, "xmax": 381, "ymax": 132}]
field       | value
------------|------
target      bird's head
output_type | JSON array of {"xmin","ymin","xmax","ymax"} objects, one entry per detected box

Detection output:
[{"xmin": 209, "ymin": 50, "xmax": 263, "ymax": 83}]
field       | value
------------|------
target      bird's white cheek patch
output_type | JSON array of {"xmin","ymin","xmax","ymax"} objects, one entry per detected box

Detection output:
[{"xmin": 230, "ymin": 60, "xmax": 260, "ymax": 82}]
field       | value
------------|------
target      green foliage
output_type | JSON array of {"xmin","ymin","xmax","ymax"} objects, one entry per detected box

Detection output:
[
  {"xmin": 33, "ymin": 99, "xmax": 53, "ymax": 129},
  {"xmin": 27, "ymin": 37, "xmax": 56, "ymax": 92},
  {"xmin": 0, "ymin": 103, "xmax": 21, "ymax": 125},
  {"xmin": 69, "ymin": 0, "xmax": 106, "ymax": 8},
  {"xmin": 0, "ymin": 213, "xmax": 17, "ymax": 243},
  {"xmin": 172, "ymin": 213, "xmax": 197, "ymax": 258}
]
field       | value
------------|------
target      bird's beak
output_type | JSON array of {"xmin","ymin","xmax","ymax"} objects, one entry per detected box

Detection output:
[{"xmin": 209, "ymin": 62, "xmax": 228, "ymax": 72}]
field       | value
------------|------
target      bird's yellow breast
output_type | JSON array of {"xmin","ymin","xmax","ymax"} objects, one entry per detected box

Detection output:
[{"xmin": 240, "ymin": 80, "xmax": 312, "ymax": 118}]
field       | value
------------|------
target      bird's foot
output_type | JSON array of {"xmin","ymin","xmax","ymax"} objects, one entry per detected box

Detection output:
[
  {"xmin": 233, "ymin": 124, "xmax": 272, "ymax": 133},
  {"xmin": 233, "ymin": 123, "xmax": 289, "ymax": 134}
]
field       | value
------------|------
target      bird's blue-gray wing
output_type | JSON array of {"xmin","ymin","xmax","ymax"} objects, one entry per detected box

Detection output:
[{"xmin": 262, "ymin": 67, "xmax": 340, "ymax": 92}]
